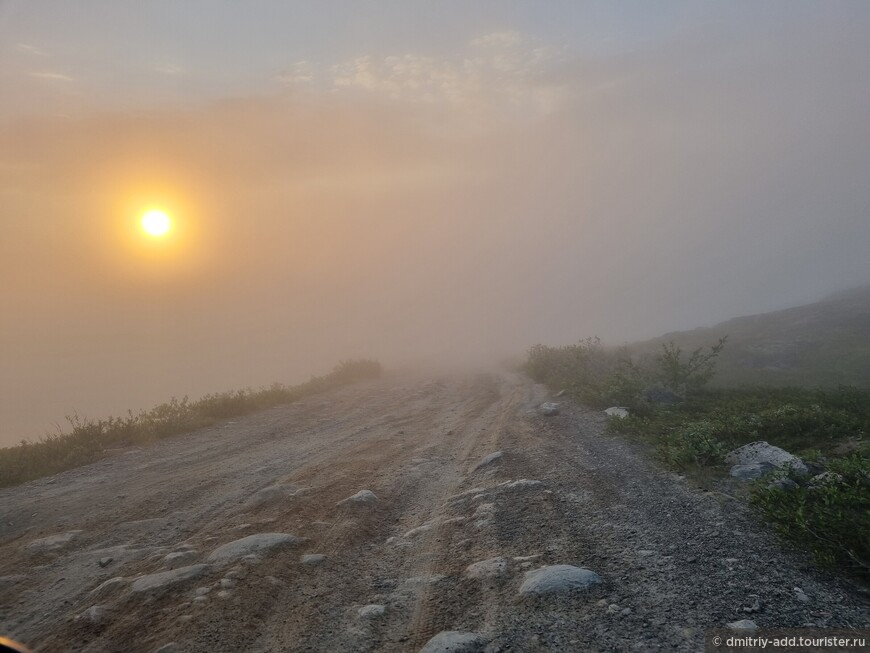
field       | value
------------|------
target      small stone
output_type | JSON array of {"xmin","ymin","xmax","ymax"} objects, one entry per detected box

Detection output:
[
  {"xmin": 337, "ymin": 490, "xmax": 378, "ymax": 508},
  {"xmin": 216, "ymin": 590, "xmax": 232, "ymax": 599},
  {"xmin": 474, "ymin": 451, "xmax": 503, "ymax": 470},
  {"xmin": 518, "ymin": 565, "xmax": 602, "ymax": 596},
  {"xmin": 795, "ymin": 588, "xmax": 810, "ymax": 603},
  {"xmin": 603, "ymin": 407, "xmax": 628, "ymax": 418},
  {"xmin": 358, "ymin": 604, "xmax": 386, "ymax": 619},
  {"xmin": 194, "ymin": 586, "xmax": 211, "ymax": 596},
  {"xmin": 621, "ymin": 608, "xmax": 632, "ymax": 616},
  {"xmin": 726, "ymin": 619, "xmax": 758, "ymax": 630},
  {"xmin": 207, "ymin": 533, "xmax": 303, "ymax": 565},
  {"xmin": 539, "ymin": 403, "xmax": 560, "ymax": 416},
  {"xmin": 99, "ymin": 557, "xmax": 113, "ymax": 568},
  {"xmin": 193, "ymin": 596, "xmax": 208, "ymax": 605},
  {"xmin": 131, "ymin": 565, "xmax": 210, "ymax": 594},
  {"xmin": 81, "ymin": 605, "xmax": 108, "ymax": 624},
  {"xmin": 419, "ymin": 630, "xmax": 486, "ymax": 653},
  {"xmin": 220, "ymin": 578, "xmax": 237, "ymax": 589},
  {"xmin": 301, "ymin": 554, "xmax": 327, "ymax": 566},
  {"xmin": 464, "ymin": 557, "xmax": 509, "ymax": 580}
]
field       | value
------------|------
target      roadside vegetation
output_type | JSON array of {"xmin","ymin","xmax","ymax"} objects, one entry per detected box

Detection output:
[
  {"xmin": 0, "ymin": 359, "xmax": 382, "ymax": 489},
  {"xmin": 525, "ymin": 339, "xmax": 869, "ymax": 580}
]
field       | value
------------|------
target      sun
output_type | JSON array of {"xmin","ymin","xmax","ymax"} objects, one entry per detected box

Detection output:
[{"xmin": 141, "ymin": 209, "xmax": 172, "ymax": 237}]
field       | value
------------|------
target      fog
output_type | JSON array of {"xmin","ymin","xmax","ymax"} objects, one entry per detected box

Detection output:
[{"xmin": 2, "ymin": 4, "xmax": 870, "ymax": 445}]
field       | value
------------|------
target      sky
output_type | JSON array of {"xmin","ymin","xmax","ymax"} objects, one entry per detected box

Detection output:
[{"xmin": 2, "ymin": 1, "xmax": 870, "ymax": 445}]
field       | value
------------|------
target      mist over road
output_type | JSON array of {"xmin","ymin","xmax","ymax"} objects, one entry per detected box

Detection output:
[{"xmin": 1, "ymin": 373, "xmax": 866, "ymax": 651}]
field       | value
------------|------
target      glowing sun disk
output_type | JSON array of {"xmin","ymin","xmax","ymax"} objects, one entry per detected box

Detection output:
[{"xmin": 141, "ymin": 210, "xmax": 172, "ymax": 237}]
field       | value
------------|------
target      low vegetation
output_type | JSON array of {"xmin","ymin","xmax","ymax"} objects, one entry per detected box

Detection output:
[
  {"xmin": 0, "ymin": 359, "xmax": 382, "ymax": 488},
  {"xmin": 525, "ymin": 339, "xmax": 869, "ymax": 579}
]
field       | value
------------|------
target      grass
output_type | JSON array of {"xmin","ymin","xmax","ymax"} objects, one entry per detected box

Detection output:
[
  {"xmin": 524, "ymin": 339, "xmax": 870, "ymax": 580},
  {"xmin": 0, "ymin": 359, "xmax": 382, "ymax": 488}
]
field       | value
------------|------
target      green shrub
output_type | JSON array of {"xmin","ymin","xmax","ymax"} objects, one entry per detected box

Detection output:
[
  {"xmin": 751, "ymin": 453, "xmax": 870, "ymax": 578},
  {"xmin": 655, "ymin": 420, "xmax": 731, "ymax": 470}
]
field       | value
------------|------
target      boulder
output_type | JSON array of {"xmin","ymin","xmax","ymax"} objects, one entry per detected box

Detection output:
[
  {"xmin": 131, "ymin": 564, "xmax": 209, "ymax": 594},
  {"xmin": 729, "ymin": 462, "xmax": 776, "ymax": 481},
  {"xmin": 539, "ymin": 403, "xmax": 560, "ymax": 416},
  {"xmin": 808, "ymin": 471, "xmax": 844, "ymax": 487},
  {"xmin": 208, "ymin": 533, "xmax": 303, "ymax": 565},
  {"xmin": 604, "ymin": 407, "xmax": 629, "ymax": 418},
  {"xmin": 419, "ymin": 631, "xmax": 487, "ymax": 653},
  {"xmin": 519, "ymin": 565, "xmax": 602, "ymax": 596},
  {"xmin": 725, "ymin": 441, "xmax": 807, "ymax": 474}
]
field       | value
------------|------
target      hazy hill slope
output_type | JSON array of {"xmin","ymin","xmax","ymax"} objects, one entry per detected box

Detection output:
[{"xmin": 632, "ymin": 285, "xmax": 870, "ymax": 388}]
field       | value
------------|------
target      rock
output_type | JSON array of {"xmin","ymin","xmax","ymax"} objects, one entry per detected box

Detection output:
[
  {"xmin": 419, "ymin": 630, "xmax": 487, "ymax": 653},
  {"xmin": 358, "ymin": 604, "xmax": 386, "ymax": 619},
  {"xmin": 539, "ymin": 403, "xmax": 560, "ymax": 416},
  {"xmin": 131, "ymin": 564, "xmax": 210, "ymax": 594},
  {"xmin": 730, "ymin": 463, "xmax": 776, "ymax": 480},
  {"xmin": 99, "ymin": 557, "xmax": 113, "ymax": 568},
  {"xmin": 503, "ymin": 479, "xmax": 542, "ymax": 489},
  {"xmin": 621, "ymin": 607, "xmax": 632, "ymax": 616},
  {"xmin": 220, "ymin": 578, "xmax": 237, "ymax": 589},
  {"xmin": 301, "ymin": 554, "xmax": 326, "ymax": 566},
  {"xmin": 604, "ymin": 407, "xmax": 629, "ymax": 418},
  {"xmin": 337, "ymin": 490, "xmax": 379, "ymax": 508},
  {"xmin": 194, "ymin": 586, "xmax": 211, "ymax": 596},
  {"xmin": 808, "ymin": 471, "xmax": 844, "ymax": 487},
  {"xmin": 474, "ymin": 450, "xmax": 503, "ymax": 470},
  {"xmin": 404, "ymin": 524, "xmax": 433, "ymax": 538},
  {"xmin": 725, "ymin": 441, "xmax": 808, "ymax": 475},
  {"xmin": 726, "ymin": 619, "xmax": 758, "ymax": 630},
  {"xmin": 519, "ymin": 565, "xmax": 602, "ymax": 596},
  {"xmin": 207, "ymin": 533, "xmax": 303, "ymax": 565},
  {"xmin": 465, "ymin": 557, "xmax": 509, "ymax": 580},
  {"xmin": 79, "ymin": 605, "xmax": 108, "ymax": 625},
  {"xmin": 91, "ymin": 577, "xmax": 128, "ymax": 598},
  {"xmin": 25, "ymin": 530, "xmax": 83, "ymax": 554},
  {"xmin": 768, "ymin": 478, "xmax": 799, "ymax": 491},
  {"xmin": 164, "ymin": 550, "xmax": 199, "ymax": 569},
  {"xmin": 607, "ymin": 603, "xmax": 621, "ymax": 614},
  {"xmin": 795, "ymin": 588, "xmax": 810, "ymax": 603}
]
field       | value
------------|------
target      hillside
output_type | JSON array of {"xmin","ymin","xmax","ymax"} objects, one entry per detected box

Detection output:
[{"xmin": 633, "ymin": 285, "xmax": 870, "ymax": 388}]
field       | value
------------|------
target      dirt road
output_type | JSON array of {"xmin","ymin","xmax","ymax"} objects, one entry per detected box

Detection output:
[{"xmin": 0, "ymin": 373, "xmax": 867, "ymax": 652}]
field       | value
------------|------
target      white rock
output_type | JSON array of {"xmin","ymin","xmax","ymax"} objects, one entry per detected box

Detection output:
[
  {"xmin": 539, "ymin": 403, "xmax": 560, "ymax": 416},
  {"xmin": 726, "ymin": 619, "xmax": 758, "ymax": 630},
  {"xmin": 337, "ymin": 490, "xmax": 379, "ymax": 508},
  {"xmin": 404, "ymin": 524, "xmax": 433, "ymax": 538},
  {"xmin": 474, "ymin": 451, "xmax": 503, "ymax": 470},
  {"xmin": 207, "ymin": 533, "xmax": 303, "ymax": 565},
  {"xmin": 358, "ymin": 604, "xmax": 386, "ymax": 619},
  {"xmin": 725, "ymin": 441, "xmax": 807, "ymax": 474},
  {"xmin": 518, "ymin": 565, "xmax": 602, "ymax": 596},
  {"xmin": 465, "ymin": 557, "xmax": 508, "ymax": 580},
  {"xmin": 420, "ymin": 631, "xmax": 486, "ymax": 653},
  {"xmin": 25, "ymin": 530, "xmax": 83, "ymax": 553},
  {"xmin": 301, "ymin": 554, "xmax": 326, "ymax": 566},
  {"xmin": 604, "ymin": 407, "xmax": 629, "ymax": 418},
  {"xmin": 164, "ymin": 550, "xmax": 199, "ymax": 569},
  {"xmin": 131, "ymin": 564, "xmax": 210, "ymax": 594},
  {"xmin": 504, "ymin": 479, "xmax": 542, "ymax": 489}
]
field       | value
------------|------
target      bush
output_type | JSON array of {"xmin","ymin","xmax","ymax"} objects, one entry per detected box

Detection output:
[{"xmin": 751, "ymin": 453, "xmax": 870, "ymax": 578}]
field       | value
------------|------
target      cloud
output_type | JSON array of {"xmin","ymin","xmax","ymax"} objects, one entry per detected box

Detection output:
[
  {"xmin": 28, "ymin": 71, "xmax": 75, "ymax": 82},
  {"xmin": 277, "ymin": 31, "xmax": 568, "ymax": 119},
  {"xmin": 16, "ymin": 43, "xmax": 49, "ymax": 57}
]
